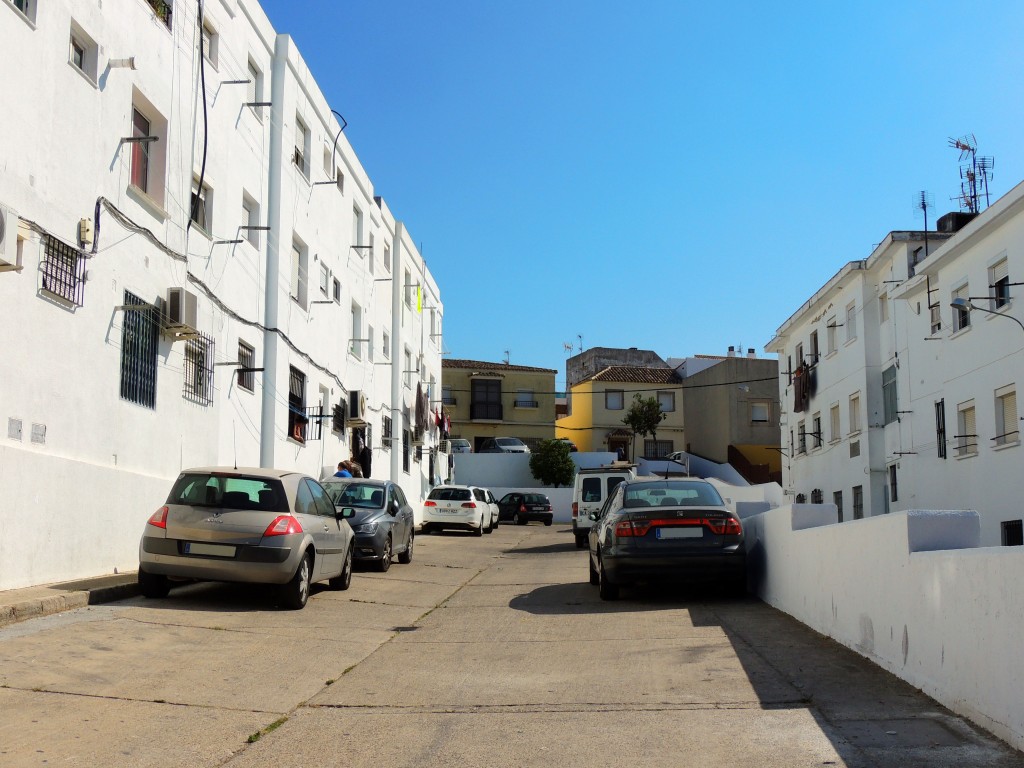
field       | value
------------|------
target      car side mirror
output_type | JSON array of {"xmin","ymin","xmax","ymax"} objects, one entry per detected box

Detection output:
[{"xmin": 338, "ymin": 507, "xmax": 356, "ymax": 519}]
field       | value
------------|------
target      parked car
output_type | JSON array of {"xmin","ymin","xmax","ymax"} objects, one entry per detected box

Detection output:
[
  {"xmin": 480, "ymin": 487, "xmax": 501, "ymax": 531},
  {"xmin": 138, "ymin": 467, "xmax": 355, "ymax": 609},
  {"xmin": 587, "ymin": 478, "xmax": 746, "ymax": 601},
  {"xmin": 321, "ymin": 479, "xmax": 415, "ymax": 572},
  {"xmin": 571, "ymin": 463, "xmax": 636, "ymax": 548},
  {"xmin": 554, "ymin": 437, "xmax": 579, "ymax": 452},
  {"xmin": 422, "ymin": 485, "xmax": 491, "ymax": 535},
  {"xmin": 478, "ymin": 437, "xmax": 530, "ymax": 453},
  {"xmin": 447, "ymin": 438, "xmax": 472, "ymax": 454},
  {"xmin": 497, "ymin": 492, "xmax": 554, "ymax": 526}
]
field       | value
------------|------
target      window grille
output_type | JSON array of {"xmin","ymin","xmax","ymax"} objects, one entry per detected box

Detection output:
[
  {"xmin": 119, "ymin": 290, "xmax": 159, "ymax": 408},
  {"xmin": 889, "ymin": 465, "xmax": 898, "ymax": 502},
  {"xmin": 303, "ymin": 405, "xmax": 324, "ymax": 441},
  {"xmin": 237, "ymin": 341, "xmax": 255, "ymax": 392},
  {"xmin": 183, "ymin": 332, "xmax": 214, "ymax": 405},
  {"xmin": 42, "ymin": 235, "xmax": 85, "ymax": 306},
  {"xmin": 383, "ymin": 415, "xmax": 393, "ymax": 447},
  {"xmin": 935, "ymin": 399, "xmax": 946, "ymax": 458},
  {"xmin": 852, "ymin": 485, "xmax": 864, "ymax": 519},
  {"xmin": 643, "ymin": 440, "xmax": 672, "ymax": 458},
  {"xmin": 332, "ymin": 400, "xmax": 346, "ymax": 434}
]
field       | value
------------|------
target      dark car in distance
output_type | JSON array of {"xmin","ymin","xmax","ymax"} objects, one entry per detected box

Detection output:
[
  {"xmin": 321, "ymin": 479, "xmax": 415, "ymax": 572},
  {"xmin": 587, "ymin": 478, "xmax": 746, "ymax": 600},
  {"xmin": 496, "ymin": 492, "xmax": 554, "ymax": 526}
]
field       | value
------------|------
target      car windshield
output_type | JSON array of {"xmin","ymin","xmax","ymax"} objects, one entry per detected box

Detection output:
[
  {"xmin": 428, "ymin": 487, "xmax": 472, "ymax": 501},
  {"xmin": 623, "ymin": 481, "xmax": 724, "ymax": 508},
  {"xmin": 523, "ymin": 494, "xmax": 549, "ymax": 504},
  {"xmin": 167, "ymin": 473, "xmax": 288, "ymax": 512},
  {"xmin": 326, "ymin": 482, "xmax": 385, "ymax": 508}
]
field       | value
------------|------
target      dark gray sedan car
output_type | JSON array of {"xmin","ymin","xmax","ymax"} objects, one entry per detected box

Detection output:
[
  {"xmin": 587, "ymin": 478, "xmax": 746, "ymax": 600},
  {"xmin": 322, "ymin": 479, "xmax": 415, "ymax": 572},
  {"xmin": 138, "ymin": 467, "xmax": 355, "ymax": 609}
]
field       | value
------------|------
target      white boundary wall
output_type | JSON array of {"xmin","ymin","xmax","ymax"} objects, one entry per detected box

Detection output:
[{"xmin": 745, "ymin": 505, "xmax": 1024, "ymax": 751}]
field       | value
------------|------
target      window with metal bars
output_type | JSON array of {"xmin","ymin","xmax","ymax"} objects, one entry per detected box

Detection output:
[
  {"xmin": 382, "ymin": 415, "xmax": 393, "ymax": 447},
  {"xmin": 287, "ymin": 367, "xmax": 306, "ymax": 443},
  {"xmin": 303, "ymin": 405, "xmax": 324, "ymax": 441},
  {"xmin": 237, "ymin": 341, "xmax": 255, "ymax": 392},
  {"xmin": 41, "ymin": 235, "xmax": 85, "ymax": 306},
  {"xmin": 183, "ymin": 333, "xmax": 214, "ymax": 405},
  {"xmin": 119, "ymin": 290, "xmax": 159, "ymax": 408},
  {"xmin": 889, "ymin": 464, "xmax": 898, "ymax": 502},
  {"xmin": 852, "ymin": 485, "xmax": 864, "ymax": 519},
  {"xmin": 643, "ymin": 440, "xmax": 672, "ymax": 458},
  {"xmin": 332, "ymin": 400, "xmax": 346, "ymax": 434},
  {"xmin": 935, "ymin": 399, "xmax": 947, "ymax": 458}
]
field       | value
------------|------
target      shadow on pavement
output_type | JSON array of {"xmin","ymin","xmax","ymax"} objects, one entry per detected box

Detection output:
[{"xmin": 133, "ymin": 579, "xmax": 329, "ymax": 613}]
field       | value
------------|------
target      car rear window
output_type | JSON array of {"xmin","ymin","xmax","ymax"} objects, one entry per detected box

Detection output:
[
  {"xmin": 523, "ymin": 494, "xmax": 549, "ymax": 504},
  {"xmin": 623, "ymin": 481, "xmax": 724, "ymax": 508},
  {"xmin": 428, "ymin": 487, "xmax": 472, "ymax": 502},
  {"xmin": 581, "ymin": 478, "xmax": 601, "ymax": 502},
  {"xmin": 167, "ymin": 473, "xmax": 288, "ymax": 512}
]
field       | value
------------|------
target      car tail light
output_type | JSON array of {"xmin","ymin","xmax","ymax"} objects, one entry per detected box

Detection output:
[
  {"xmin": 263, "ymin": 515, "xmax": 303, "ymax": 537},
  {"xmin": 461, "ymin": 502, "xmax": 477, "ymax": 508},
  {"xmin": 147, "ymin": 506, "xmax": 169, "ymax": 529},
  {"xmin": 519, "ymin": 504, "xmax": 527, "ymax": 513},
  {"xmin": 572, "ymin": 502, "xmax": 578, "ymax": 518},
  {"xmin": 615, "ymin": 520, "xmax": 651, "ymax": 537},
  {"xmin": 424, "ymin": 500, "xmax": 437, "ymax": 507},
  {"xmin": 705, "ymin": 517, "xmax": 742, "ymax": 536}
]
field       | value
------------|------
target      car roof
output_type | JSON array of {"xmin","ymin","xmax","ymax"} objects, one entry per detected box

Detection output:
[{"xmin": 181, "ymin": 466, "xmax": 305, "ymax": 480}]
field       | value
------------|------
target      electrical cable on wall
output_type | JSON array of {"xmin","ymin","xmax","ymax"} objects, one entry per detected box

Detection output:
[{"xmin": 188, "ymin": 0, "xmax": 210, "ymax": 237}]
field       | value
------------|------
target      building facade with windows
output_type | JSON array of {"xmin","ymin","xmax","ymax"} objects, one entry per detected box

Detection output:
[
  {"xmin": 441, "ymin": 359, "xmax": 557, "ymax": 451},
  {"xmin": 557, "ymin": 366, "xmax": 685, "ymax": 459},
  {"xmin": 768, "ymin": 180, "xmax": 1024, "ymax": 545},
  {"xmin": 0, "ymin": 0, "xmax": 444, "ymax": 590}
]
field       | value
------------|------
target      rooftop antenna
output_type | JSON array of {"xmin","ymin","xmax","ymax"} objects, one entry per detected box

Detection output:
[
  {"xmin": 912, "ymin": 190, "xmax": 934, "ymax": 264},
  {"xmin": 577, "ymin": 334, "xmax": 583, "ymax": 354},
  {"xmin": 563, "ymin": 342, "xmax": 573, "ymax": 355},
  {"xmin": 503, "ymin": 349, "xmax": 510, "ymax": 365},
  {"xmin": 977, "ymin": 156, "xmax": 995, "ymax": 209},
  {"xmin": 948, "ymin": 134, "xmax": 993, "ymax": 213}
]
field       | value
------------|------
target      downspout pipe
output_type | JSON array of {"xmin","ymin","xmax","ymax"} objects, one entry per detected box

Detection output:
[
  {"xmin": 391, "ymin": 223, "xmax": 404, "ymax": 483},
  {"xmin": 260, "ymin": 34, "xmax": 289, "ymax": 468}
]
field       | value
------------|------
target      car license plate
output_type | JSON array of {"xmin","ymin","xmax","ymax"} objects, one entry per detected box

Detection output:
[
  {"xmin": 184, "ymin": 542, "xmax": 236, "ymax": 557},
  {"xmin": 440, "ymin": 509, "xmax": 458, "ymax": 514},
  {"xmin": 656, "ymin": 527, "xmax": 703, "ymax": 540}
]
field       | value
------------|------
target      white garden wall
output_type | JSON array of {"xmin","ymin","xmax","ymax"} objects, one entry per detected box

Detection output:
[{"xmin": 746, "ymin": 504, "xmax": 1024, "ymax": 750}]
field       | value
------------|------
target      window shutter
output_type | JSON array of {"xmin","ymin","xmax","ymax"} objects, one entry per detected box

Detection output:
[{"xmin": 992, "ymin": 259, "xmax": 1009, "ymax": 284}]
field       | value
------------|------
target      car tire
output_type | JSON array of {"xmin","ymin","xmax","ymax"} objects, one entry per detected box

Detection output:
[
  {"xmin": 588, "ymin": 555, "xmax": 600, "ymax": 586},
  {"xmin": 330, "ymin": 544, "xmax": 353, "ymax": 590},
  {"xmin": 598, "ymin": 556, "xmax": 619, "ymax": 601},
  {"xmin": 282, "ymin": 551, "xmax": 312, "ymax": 610},
  {"xmin": 544, "ymin": 517, "xmax": 552, "ymax": 526},
  {"xmin": 138, "ymin": 567, "xmax": 170, "ymax": 599},
  {"xmin": 475, "ymin": 517, "xmax": 484, "ymax": 537},
  {"xmin": 376, "ymin": 536, "xmax": 393, "ymax": 572},
  {"xmin": 575, "ymin": 534, "xmax": 588, "ymax": 549},
  {"xmin": 514, "ymin": 512, "xmax": 525, "ymax": 526},
  {"xmin": 484, "ymin": 517, "xmax": 494, "ymax": 534},
  {"xmin": 398, "ymin": 532, "xmax": 414, "ymax": 564}
]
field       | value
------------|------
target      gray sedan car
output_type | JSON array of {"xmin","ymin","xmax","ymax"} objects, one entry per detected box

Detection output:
[
  {"xmin": 321, "ymin": 479, "xmax": 415, "ymax": 571},
  {"xmin": 138, "ymin": 467, "xmax": 355, "ymax": 609}
]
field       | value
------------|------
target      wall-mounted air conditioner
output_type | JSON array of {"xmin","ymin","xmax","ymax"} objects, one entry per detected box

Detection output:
[
  {"xmin": 0, "ymin": 203, "xmax": 21, "ymax": 272},
  {"xmin": 163, "ymin": 287, "xmax": 199, "ymax": 339},
  {"xmin": 348, "ymin": 390, "xmax": 368, "ymax": 425}
]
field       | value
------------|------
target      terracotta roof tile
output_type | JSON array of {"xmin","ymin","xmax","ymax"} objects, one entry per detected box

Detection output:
[
  {"xmin": 442, "ymin": 358, "xmax": 557, "ymax": 374},
  {"xmin": 588, "ymin": 366, "xmax": 681, "ymax": 384}
]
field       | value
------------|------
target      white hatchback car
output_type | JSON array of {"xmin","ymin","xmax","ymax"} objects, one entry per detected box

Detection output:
[{"xmin": 422, "ymin": 485, "xmax": 491, "ymax": 536}]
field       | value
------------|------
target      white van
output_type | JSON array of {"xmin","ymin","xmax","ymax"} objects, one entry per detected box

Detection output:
[{"xmin": 571, "ymin": 463, "xmax": 636, "ymax": 548}]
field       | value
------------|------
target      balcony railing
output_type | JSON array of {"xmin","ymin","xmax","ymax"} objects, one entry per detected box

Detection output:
[
  {"xmin": 514, "ymin": 400, "xmax": 539, "ymax": 408},
  {"xmin": 470, "ymin": 402, "xmax": 503, "ymax": 420},
  {"xmin": 442, "ymin": 396, "xmax": 457, "ymax": 405}
]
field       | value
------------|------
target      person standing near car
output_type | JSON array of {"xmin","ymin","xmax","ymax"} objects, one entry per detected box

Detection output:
[{"xmin": 334, "ymin": 461, "xmax": 352, "ymax": 478}]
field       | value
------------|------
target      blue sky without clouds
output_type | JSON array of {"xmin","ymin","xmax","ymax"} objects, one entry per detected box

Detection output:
[{"xmin": 257, "ymin": 1, "xmax": 1024, "ymax": 389}]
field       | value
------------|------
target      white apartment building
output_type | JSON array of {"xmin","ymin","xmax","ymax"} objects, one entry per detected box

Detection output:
[
  {"xmin": 0, "ymin": 0, "xmax": 445, "ymax": 590},
  {"xmin": 768, "ymin": 181, "xmax": 1024, "ymax": 546}
]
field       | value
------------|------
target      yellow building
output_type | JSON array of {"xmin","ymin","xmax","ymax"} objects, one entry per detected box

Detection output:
[
  {"xmin": 441, "ymin": 359, "xmax": 557, "ymax": 451},
  {"xmin": 556, "ymin": 366, "xmax": 685, "ymax": 460}
]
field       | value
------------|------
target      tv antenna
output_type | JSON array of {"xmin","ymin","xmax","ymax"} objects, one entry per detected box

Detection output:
[
  {"xmin": 912, "ymin": 190, "xmax": 934, "ymax": 263},
  {"xmin": 563, "ymin": 342, "xmax": 574, "ymax": 355},
  {"xmin": 948, "ymin": 134, "xmax": 994, "ymax": 213},
  {"xmin": 503, "ymin": 349, "xmax": 510, "ymax": 365}
]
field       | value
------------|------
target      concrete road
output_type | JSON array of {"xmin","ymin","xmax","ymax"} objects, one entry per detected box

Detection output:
[{"xmin": 0, "ymin": 526, "xmax": 1021, "ymax": 767}]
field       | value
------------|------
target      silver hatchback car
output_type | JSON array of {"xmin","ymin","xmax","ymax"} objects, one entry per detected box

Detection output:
[{"xmin": 138, "ymin": 467, "xmax": 355, "ymax": 609}]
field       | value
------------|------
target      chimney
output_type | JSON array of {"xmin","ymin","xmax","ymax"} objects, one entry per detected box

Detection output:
[
  {"xmin": 747, "ymin": 348, "xmax": 756, "ymax": 359},
  {"xmin": 937, "ymin": 211, "xmax": 978, "ymax": 234},
  {"xmin": 727, "ymin": 346, "xmax": 736, "ymax": 357}
]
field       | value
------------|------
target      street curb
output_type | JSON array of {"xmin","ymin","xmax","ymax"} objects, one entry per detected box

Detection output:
[{"xmin": 0, "ymin": 577, "xmax": 140, "ymax": 629}]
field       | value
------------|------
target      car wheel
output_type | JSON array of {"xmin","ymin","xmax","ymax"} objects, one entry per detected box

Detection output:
[
  {"xmin": 493, "ymin": 518, "xmax": 499, "ymax": 529},
  {"xmin": 544, "ymin": 517, "xmax": 552, "ymax": 526},
  {"xmin": 138, "ymin": 567, "xmax": 170, "ymax": 599},
  {"xmin": 598, "ymin": 556, "xmax": 619, "ymax": 601},
  {"xmin": 588, "ymin": 554, "xmax": 600, "ymax": 586},
  {"xmin": 376, "ymin": 536, "xmax": 393, "ymax": 572},
  {"xmin": 575, "ymin": 534, "xmax": 588, "ymax": 549},
  {"xmin": 282, "ymin": 551, "xmax": 312, "ymax": 610},
  {"xmin": 484, "ymin": 517, "xmax": 494, "ymax": 534},
  {"xmin": 330, "ymin": 544, "xmax": 354, "ymax": 590},
  {"xmin": 398, "ymin": 531, "xmax": 414, "ymax": 564},
  {"xmin": 513, "ymin": 512, "xmax": 525, "ymax": 526},
  {"xmin": 475, "ymin": 516, "xmax": 484, "ymax": 537}
]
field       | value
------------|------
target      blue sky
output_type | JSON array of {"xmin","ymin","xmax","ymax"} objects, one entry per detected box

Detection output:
[{"xmin": 258, "ymin": 1, "xmax": 1024, "ymax": 389}]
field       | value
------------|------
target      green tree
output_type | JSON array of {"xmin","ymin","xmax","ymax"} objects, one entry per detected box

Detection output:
[
  {"xmin": 622, "ymin": 393, "xmax": 666, "ymax": 459},
  {"xmin": 529, "ymin": 439, "xmax": 576, "ymax": 487}
]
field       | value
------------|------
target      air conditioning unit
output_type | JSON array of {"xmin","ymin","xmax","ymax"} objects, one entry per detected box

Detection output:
[
  {"xmin": 163, "ymin": 287, "xmax": 199, "ymax": 339},
  {"xmin": 0, "ymin": 203, "xmax": 21, "ymax": 271},
  {"xmin": 348, "ymin": 390, "xmax": 368, "ymax": 425},
  {"xmin": 412, "ymin": 426, "xmax": 425, "ymax": 445}
]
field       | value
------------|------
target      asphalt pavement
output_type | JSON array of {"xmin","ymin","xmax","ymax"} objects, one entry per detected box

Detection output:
[{"xmin": 0, "ymin": 525, "xmax": 1020, "ymax": 767}]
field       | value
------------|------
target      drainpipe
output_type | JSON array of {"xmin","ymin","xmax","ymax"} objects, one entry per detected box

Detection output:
[
  {"xmin": 390, "ymin": 223, "xmax": 404, "ymax": 482},
  {"xmin": 260, "ymin": 35, "xmax": 288, "ymax": 468}
]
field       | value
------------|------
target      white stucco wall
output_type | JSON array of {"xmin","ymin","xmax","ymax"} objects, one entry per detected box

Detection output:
[{"xmin": 746, "ymin": 504, "xmax": 1024, "ymax": 751}]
